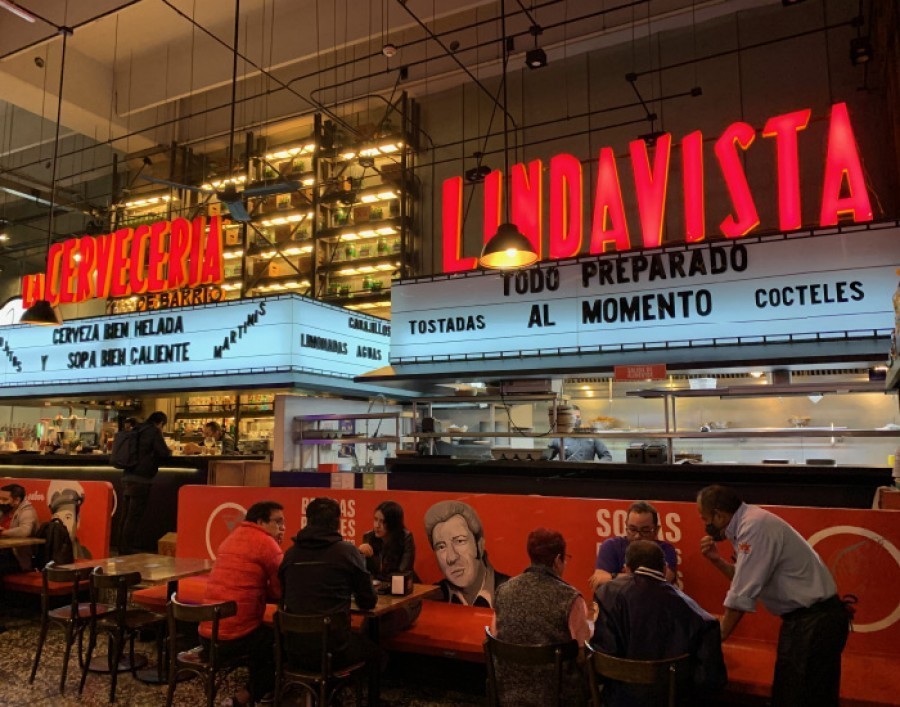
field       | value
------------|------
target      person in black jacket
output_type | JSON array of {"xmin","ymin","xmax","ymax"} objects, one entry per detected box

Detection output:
[
  {"xmin": 279, "ymin": 497, "xmax": 379, "ymax": 671},
  {"xmin": 118, "ymin": 412, "xmax": 171, "ymax": 555},
  {"xmin": 592, "ymin": 540, "xmax": 727, "ymax": 706}
]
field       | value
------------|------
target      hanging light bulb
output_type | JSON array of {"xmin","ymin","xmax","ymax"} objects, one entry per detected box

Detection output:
[{"xmin": 480, "ymin": 224, "xmax": 538, "ymax": 270}]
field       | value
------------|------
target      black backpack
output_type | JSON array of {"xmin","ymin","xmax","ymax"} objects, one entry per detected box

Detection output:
[
  {"xmin": 33, "ymin": 518, "xmax": 75, "ymax": 569},
  {"xmin": 110, "ymin": 428, "xmax": 140, "ymax": 469}
]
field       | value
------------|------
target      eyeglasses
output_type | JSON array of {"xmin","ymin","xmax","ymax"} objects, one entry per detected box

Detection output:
[
  {"xmin": 269, "ymin": 517, "xmax": 286, "ymax": 528},
  {"xmin": 625, "ymin": 526, "xmax": 658, "ymax": 538}
]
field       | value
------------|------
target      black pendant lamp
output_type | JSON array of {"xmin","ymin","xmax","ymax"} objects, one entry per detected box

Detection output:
[
  {"xmin": 478, "ymin": 0, "xmax": 538, "ymax": 270},
  {"xmin": 21, "ymin": 26, "xmax": 70, "ymax": 326}
]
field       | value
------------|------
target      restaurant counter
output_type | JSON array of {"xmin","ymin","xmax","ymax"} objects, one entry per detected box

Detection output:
[
  {"xmin": 0, "ymin": 453, "xmax": 266, "ymax": 551},
  {"xmin": 376, "ymin": 457, "xmax": 891, "ymax": 509}
]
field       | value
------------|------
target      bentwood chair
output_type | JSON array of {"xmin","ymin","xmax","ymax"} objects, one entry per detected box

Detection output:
[
  {"xmin": 165, "ymin": 594, "xmax": 247, "ymax": 707},
  {"xmin": 586, "ymin": 647, "xmax": 690, "ymax": 707},
  {"xmin": 78, "ymin": 568, "xmax": 166, "ymax": 703},
  {"xmin": 483, "ymin": 627, "xmax": 582, "ymax": 707},
  {"xmin": 273, "ymin": 610, "xmax": 367, "ymax": 707},
  {"xmin": 29, "ymin": 562, "xmax": 112, "ymax": 694}
]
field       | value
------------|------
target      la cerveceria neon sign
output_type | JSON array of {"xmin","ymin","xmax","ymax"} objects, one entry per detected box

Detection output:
[
  {"xmin": 442, "ymin": 103, "xmax": 874, "ymax": 273},
  {"xmin": 21, "ymin": 216, "xmax": 225, "ymax": 308}
]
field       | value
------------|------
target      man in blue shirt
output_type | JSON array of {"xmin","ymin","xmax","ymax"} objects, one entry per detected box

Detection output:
[
  {"xmin": 698, "ymin": 485, "xmax": 851, "ymax": 707},
  {"xmin": 589, "ymin": 501, "xmax": 677, "ymax": 591},
  {"xmin": 547, "ymin": 437, "xmax": 612, "ymax": 462}
]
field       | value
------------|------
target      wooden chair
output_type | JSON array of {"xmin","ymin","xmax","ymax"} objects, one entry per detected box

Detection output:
[
  {"xmin": 587, "ymin": 648, "xmax": 691, "ymax": 707},
  {"xmin": 165, "ymin": 594, "xmax": 248, "ymax": 707},
  {"xmin": 273, "ymin": 610, "xmax": 366, "ymax": 707},
  {"xmin": 483, "ymin": 627, "xmax": 581, "ymax": 707},
  {"xmin": 77, "ymin": 568, "xmax": 166, "ymax": 703},
  {"xmin": 28, "ymin": 562, "xmax": 112, "ymax": 694}
]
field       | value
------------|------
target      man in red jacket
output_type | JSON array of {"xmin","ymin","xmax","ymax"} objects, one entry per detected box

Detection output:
[{"xmin": 199, "ymin": 500, "xmax": 285, "ymax": 707}]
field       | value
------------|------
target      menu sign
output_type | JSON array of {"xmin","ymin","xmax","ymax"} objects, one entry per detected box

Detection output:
[
  {"xmin": 392, "ymin": 227, "xmax": 898, "ymax": 363},
  {"xmin": 0, "ymin": 295, "xmax": 390, "ymax": 396}
]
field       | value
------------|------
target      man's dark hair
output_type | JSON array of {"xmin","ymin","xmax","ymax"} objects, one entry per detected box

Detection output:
[
  {"xmin": 146, "ymin": 411, "xmax": 168, "ymax": 426},
  {"xmin": 205, "ymin": 421, "xmax": 222, "ymax": 435},
  {"xmin": 123, "ymin": 417, "xmax": 138, "ymax": 429},
  {"xmin": 527, "ymin": 528, "xmax": 566, "ymax": 567},
  {"xmin": 245, "ymin": 501, "xmax": 284, "ymax": 524},
  {"xmin": 625, "ymin": 539, "xmax": 665, "ymax": 573},
  {"xmin": 627, "ymin": 501, "xmax": 660, "ymax": 527},
  {"xmin": 697, "ymin": 485, "xmax": 743, "ymax": 515},
  {"xmin": 306, "ymin": 497, "xmax": 341, "ymax": 532},
  {"xmin": 1, "ymin": 483, "xmax": 25, "ymax": 501}
]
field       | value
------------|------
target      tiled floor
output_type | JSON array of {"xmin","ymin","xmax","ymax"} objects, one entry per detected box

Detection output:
[{"xmin": 0, "ymin": 614, "xmax": 485, "ymax": 707}]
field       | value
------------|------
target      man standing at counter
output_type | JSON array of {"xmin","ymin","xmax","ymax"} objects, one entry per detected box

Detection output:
[
  {"xmin": 697, "ymin": 484, "xmax": 851, "ymax": 707},
  {"xmin": 546, "ymin": 437, "xmax": 612, "ymax": 462},
  {"xmin": 119, "ymin": 412, "xmax": 171, "ymax": 555},
  {"xmin": 203, "ymin": 421, "xmax": 235, "ymax": 454}
]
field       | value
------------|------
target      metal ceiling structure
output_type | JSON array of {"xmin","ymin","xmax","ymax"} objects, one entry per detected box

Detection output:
[{"xmin": 0, "ymin": 0, "xmax": 787, "ymax": 265}]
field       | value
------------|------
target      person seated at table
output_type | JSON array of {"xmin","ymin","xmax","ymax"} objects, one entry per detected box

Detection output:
[
  {"xmin": 546, "ymin": 437, "xmax": 612, "ymax": 462},
  {"xmin": 592, "ymin": 540, "xmax": 727, "ymax": 706},
  {"xmin": 203, "ymin": 421, "xmax": 235, "ymax": 454},
  {"xmin": 358, "ymin": 500, "xmax": 421, "ymax": 635},
  {"xmin": 492, "ymin": 528, "xmax": 593, "ymax": 706},
  {"xmin": 200, "ymin": 500, "xmax": 285, "ymax": 707},
  {"xmin": 279, "ymin": 497, "xmax": 379, "ymax": 673},
  {"xmin": 588, "ymin": 501, "xmax": 677, "ymax": 591},
  {"xmin": 424, "ymin": 499, "xmax": 510, "ymax": 608},
  {"xmin": 0, "ymin": 483, "xmax": 39, "ymax": 573}
]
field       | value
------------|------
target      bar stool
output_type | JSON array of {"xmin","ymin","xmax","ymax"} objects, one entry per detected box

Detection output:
[
  {"xmin": 78, "ymin": 568, "xmax": 166, "ymax": 703},
  {"xmin": 29, "ymin": 562, "xmax": 112, "ymax": 694}
]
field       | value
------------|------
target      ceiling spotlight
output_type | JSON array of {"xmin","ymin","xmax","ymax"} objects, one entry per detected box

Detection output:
[
  {"xmin": 465, "ymin": 165, "xmax": 492, "ymax": 183},
  {"xmin": 449, "ymin": 40, "xmax": 460, "ymax": 52},
  {"xmin": 358, "ymin": 155, "xmax": 375, "ymax": 168},
  {"xmin": 382, "ymin": 43, "xmax": 398, "ymax": 58},
  {"xmin": 525, "ymin": 47, "xmax": 547, "ymax": 69},
  {"xmin": 34, "ymin": 56, "xmax": 44, "ymax": 68},
  {"xmin": 850, "ymin": 36, "xmax": 873, "ymax": 65}
]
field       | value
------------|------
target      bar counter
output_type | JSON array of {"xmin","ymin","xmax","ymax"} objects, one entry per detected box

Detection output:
[
  {"xmin": 0, "ymin": 453, "xmax": 266, "ymax": 551},
  {"xmin": 361, "ymin": 457, "xmax": 891, "ymax": 509}
]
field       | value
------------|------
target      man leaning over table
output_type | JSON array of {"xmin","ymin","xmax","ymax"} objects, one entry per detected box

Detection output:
[
  {"xmin": 200, "ymin": 500, "xmax": 285, "ymax": 707},
  {"xmin": 697, "ymin": 484, "xmax": 851, "ymax": 707},
  {"xmin": 589, "ymin": 501, "xmax": 676, "ymax": 591},
  {"xmin": 0, "ymin": 483, "xmax": 38, "ymax": 635}
]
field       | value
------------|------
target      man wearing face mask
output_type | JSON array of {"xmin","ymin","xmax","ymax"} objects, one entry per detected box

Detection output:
[
  {"xmin": 0, "ymin": 483, "xmax": 39, "ymax": 573},
  {"xmin": 697, "ymin": 485, "xmax": 851, "ymax": 707}
]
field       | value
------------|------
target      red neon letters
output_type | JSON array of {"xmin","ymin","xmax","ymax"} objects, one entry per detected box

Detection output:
[
  {"xmin": 21, "ymin": 216, "xmax": 224, "ymax": 308},
  {"xmin": 441, "ymin": 102, "xmax": 873, "ymax": 273}
]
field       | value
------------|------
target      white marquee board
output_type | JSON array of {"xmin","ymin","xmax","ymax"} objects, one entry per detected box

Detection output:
[{"xmin": 390, "ymin": 228, "xmax": 898, "ymax": 362}]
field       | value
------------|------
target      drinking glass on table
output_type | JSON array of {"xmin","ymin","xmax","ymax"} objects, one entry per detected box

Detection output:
[{"xmin": 203, "ymin": 436, "xmax": 216, "ymax": 455}]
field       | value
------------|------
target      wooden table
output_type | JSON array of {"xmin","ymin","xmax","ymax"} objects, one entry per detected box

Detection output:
[
  {"xmin": 0, "ymin": 536, "xmax": 45, "ymax": 549},
  {"xmin": 57, "ymin": 553, "xmax": 212, "ymax": 682},
  {"xmin": 353, "ymin": 583, "xmax": 441, "ymax": 705}
]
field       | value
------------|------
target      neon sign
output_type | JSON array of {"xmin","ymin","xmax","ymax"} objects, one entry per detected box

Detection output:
[
  {"xmin": 21, "ymin": 216, "xmax": 225, "ymax": 308},
  {"xmin": 442, "ymin": 102, "xmax": 873, "ymax": 273}
]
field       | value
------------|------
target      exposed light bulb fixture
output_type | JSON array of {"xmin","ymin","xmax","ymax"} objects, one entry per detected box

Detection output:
[
  {"xmin": 21, "ymin": 25, "xmax": 71, "ymax": 327},
  {"xmin": 850, "ymin": 36, "xmax": 873, "ymax": 65},
  {"xmin": 382, "ymin": 43, "xmax": 398, "ymax": 58},
  {"xmin": 525, "ymin": 25, "xmax": 547, "ymax": 69},
  {"xmin": 478, "ymin": 1, "xmax": 538, "ymax": 270}
]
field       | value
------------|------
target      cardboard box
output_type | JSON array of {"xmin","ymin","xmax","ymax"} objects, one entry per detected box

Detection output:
[
  {"xmin": 158, "ymin": 532, "xmax": 177, "ymax": 557},
  {"xmin": 225, "ymin": 229, "xmax": 243, "ymax": 246}
]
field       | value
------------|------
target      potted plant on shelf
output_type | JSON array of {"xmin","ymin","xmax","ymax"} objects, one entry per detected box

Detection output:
[{"xmin": 369, "ymin": 206, "xmax": 383, "ymax": 220}]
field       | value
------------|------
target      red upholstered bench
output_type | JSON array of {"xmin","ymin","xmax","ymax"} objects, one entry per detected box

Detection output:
[{"xmin": 2, "ymin": 571, "xmax": 72, "ymax": 597}]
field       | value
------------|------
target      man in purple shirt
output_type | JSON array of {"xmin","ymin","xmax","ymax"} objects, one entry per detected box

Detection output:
[{"xmin": 589, "ymin": 501, "xmax": 677, "ymax": 591}]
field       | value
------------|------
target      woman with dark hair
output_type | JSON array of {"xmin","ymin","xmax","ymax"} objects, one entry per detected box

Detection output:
[
  {"xmin": 358, "ymin": 500, "xmax": 418, "ymax": 581},
  {"xmin": 358, "ymin": 500, "xmax": 420, "ymax": 636}
]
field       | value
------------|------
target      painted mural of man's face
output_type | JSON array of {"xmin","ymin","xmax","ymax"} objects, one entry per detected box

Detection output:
[{"xmin": 431, "ymin": 513, "xmax": 484, "ymax": 593}]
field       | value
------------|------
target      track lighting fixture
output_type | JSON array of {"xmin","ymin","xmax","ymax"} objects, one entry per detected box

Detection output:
[
  {"xmin": 850, "ymin": 36, "xmax": 873, "ymax": 65},
  {"xmin": 525, "ymin": 25, "xmax": 547, "ymax": 69}
]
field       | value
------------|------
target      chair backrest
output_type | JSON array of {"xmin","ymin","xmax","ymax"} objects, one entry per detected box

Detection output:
[
  {"xmin": 89, "ymin": 568, "xmax": 142, "ymax": 620},
  {"xmin": 167, "ymin": 593, "xmax": 237, "ymax": 670},
  {"xmin": 483, "ymin": 627, "xmax": 580, "ymax": 707},
  {"xmin": 588, "ymin": 649, "xmax": 691, "ymax": 707},
  {"xmin": 40, "ymin": 561, "xmax": 93, "ymax": 618},
  {"xmin": 273, "ymin": 610, "xmax": 350, "ymax": 679}
]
